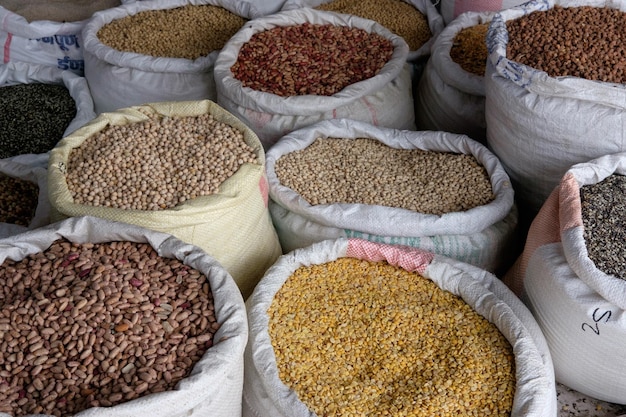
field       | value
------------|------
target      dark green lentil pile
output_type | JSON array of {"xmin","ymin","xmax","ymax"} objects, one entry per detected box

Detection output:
[
  {"xmin": 581, "ymin": 174, "xmax": 626, "ymax": 279},
  {"xmin": 0, "ymin": 173, "xmax": 39, "ymax": 226},
  {"xmin": 0, "ymin": 83, "xmax": 77, "ymax": 159}
]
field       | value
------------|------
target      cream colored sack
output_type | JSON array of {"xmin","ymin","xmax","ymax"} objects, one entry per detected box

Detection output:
[{"xmin": 48, "ymin": 100, "xmax": 282, "ymax": 299}]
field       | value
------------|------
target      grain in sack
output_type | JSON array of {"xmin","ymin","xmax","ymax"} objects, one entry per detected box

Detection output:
[
  {"xmin": 0, "ymin": 215, "xmax": 247, "ymax": 417},
  {"xmin": 243, "ymin": 238, "xmax": 557, "ymax": 417},
  {"xmin": 485, "ymin": 0, "xmax": 626, "ymax": 217},
  {"xmin": 266, "ymin": 118, "xmax": 517, "ymax": 274},
  {"xmin": 415, "ymin": 11, "xmax": 494, "ymax": 143},
  {"xmin": 0, "ymin": 61, "xmax": 96, "ymax": 159},
  {"xmin": 280, "ymin": 0, "xmax": 444, "ymax": 63},
  {"xmin": 47, "ymin": 100, "xmax": 282, "ymax": 299},
  {"xmin": 504, "ymin": 152, "xmax": 626, "ymax": 404},
  {"xmin": 214, "ymin": 8, "xmax": 415, "ymax": 149},
  {"xmin": 82, "ymin": 0, "xmax": 262, "ymax": 114},
  {"xmin": 132, "ymin": 0, "xmax": 286, "ymax": 14},
  {"xmin": 0, "ymin": 154, "xmax": 51, "ymax": 239}
]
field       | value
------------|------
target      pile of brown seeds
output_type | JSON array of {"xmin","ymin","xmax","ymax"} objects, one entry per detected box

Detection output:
[
  {"xmin": 0, "ymin": 239, "xmax": 219, "ymax": 416},
  {"xmin": 65, "ymin": 112, "xmax": 258, "ymax": 211},
  {"xmin": 97, "ymin": 5, "xmax": 248, "ymax": 59},
  {"xmin": 0, "ymin": 174, "xmax": 39, "ymax": 226},
  {"xmin": 274, "ymin": 137, "xmax": 494, "ymax": 214},
  {"xmin": 450, "ymin": 23, "xmax": 490, "ymax": 76},
  {"xmin": 231, "ymin": 23, "xmax": 394, "ymax": 97},
  {"xmin": 268, "ymin": 257, "xmax": 516, "ymax": 416},
  {"xmin": 315, "ymin": 0, "xmax": 431, "ymax": 51},
  {"xmin": 581, "ymin": 174, "xmax": 626, "ymax": 279},
  {"xmin": 507, "ymin": 6, "xmax": 626, "ymax": 83}
]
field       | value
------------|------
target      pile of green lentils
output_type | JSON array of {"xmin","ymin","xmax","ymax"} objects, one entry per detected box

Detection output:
[{"xmin": 0, "ymin": 83, "xmax": 76, "ymax": 159}]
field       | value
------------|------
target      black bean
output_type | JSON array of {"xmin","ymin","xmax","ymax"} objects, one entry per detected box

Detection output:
[{"xmin": 0, "ymin": 83, "xmax": 77, "ymax": 158}]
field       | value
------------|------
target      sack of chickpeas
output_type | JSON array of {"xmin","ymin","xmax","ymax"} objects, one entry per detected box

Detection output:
[
  {"xmin": 266, "ymin": 118, "xmax": 518, "ymax": 274},
  {"xmin": 0, "ymin": 0, "xmax": 130, "ymax": 75},
  {"xmin": 504, "ymin": 152, "xmax": 626, "ymax": 404},
  {"xmin": 0, "ymin": 153, "xmax": 51, "ymax": 239},
  {"xmin": 415, "ymin": 11, "xmax": 494, "ymax": 143},
  {"xmin": 82, "ymin": 0, "xmax": 265, "ymax": 114},
  {"xmin": 47, "ymin": 99, "xmax": 283, "ymax": 300},
  {"xmin": 0, "ymin": 215, "xmax": 247, "ymax": 417},
  {"xmin": 0, "ymin": 61, "xmax": 97, "ymax": 159},
  {"xmin": 214, "ymin": 8, "xmax": 416, "ymax": 149},
  {"xmin": 243, "ymin": 237, "xmax": 557, "ymax": 417},
  {"xmin": 279, "ymin": 0, "xmax": 444, "ymax": 62},
  {"xmin": 485, "ymin": 0, "xmax": 626, "ymax": 217}
]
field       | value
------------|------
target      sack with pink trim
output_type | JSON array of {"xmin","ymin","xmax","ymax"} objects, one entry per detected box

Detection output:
[
  {"xmin": 243, "ymin": 238, "xmax": 557, "ymax": 417},
  {"xmin": 504, "ymin": 152, "xmax": 626, "ymax": 404}
]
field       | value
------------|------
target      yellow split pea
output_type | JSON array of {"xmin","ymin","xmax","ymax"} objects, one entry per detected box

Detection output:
[{"xmin": 268, "ymin": 257, "xmax": 515, "ymax": 416}]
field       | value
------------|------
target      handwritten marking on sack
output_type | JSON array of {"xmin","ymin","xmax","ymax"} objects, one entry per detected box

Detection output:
[{"xmin": 581, "ymin": 308, "xmax": 612, "ymax": 336}]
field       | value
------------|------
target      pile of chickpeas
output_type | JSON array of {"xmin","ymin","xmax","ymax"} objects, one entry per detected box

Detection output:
[{"xmin": 65, "ymin": 112, "xmax": 259, "ymax": 211}]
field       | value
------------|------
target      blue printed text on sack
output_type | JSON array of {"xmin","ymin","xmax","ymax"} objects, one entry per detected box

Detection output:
[
  {"xmin": 57, "ymin": 56, "xmax": 84, "ymax": 72},
  {"xmin": 36, "ymin": 35, "xmax": 80, "ymax": 51}
]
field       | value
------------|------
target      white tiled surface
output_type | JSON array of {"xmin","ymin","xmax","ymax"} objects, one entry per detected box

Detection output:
[{"xmin": 558, "ymin": 383, "xmax": 626, "ymax": 417}]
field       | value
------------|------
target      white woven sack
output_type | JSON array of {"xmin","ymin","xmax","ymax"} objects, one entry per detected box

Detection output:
[
  {"xmin": 214, "ymin": 8, "xmax": 415, "ymax": 149},
  {"xmin": 0, "ymin": 61, "xmax": 96, "ymax": 138},
  {"xmin": 0, "ymin": 215, "xmax": 247, "ymax": 417},
  {"xmin": 279, "ymin": 0, "xmax": 444, "ymax": 62},
  {"xmin": 243, "ymin": 238, "xmax": 557, "ymax": 417},
  {"xmin": 266, "ymin": 118, "xmax": 517, "ymax": 273},
  {"xmin": 415, "ymin": 11, "xmax": 494, "ymax": 143},
  {"xmin": 82, "ymin": 0, "xmax": 263, "ymax": 114},
  {"xmin": 506, "ymin": 152, "xmax": 626, "ymax": 404},
  {"xmin": 47, "ymin": 100, "xmax": 283, "ymax": 299},
  {"xmin": 0, "ymin": 10, "xmax": 84, "ymax": 74},
  {"xmin": 0, "ymin": 153, "xmax": 51, "ymax": 239},
  {"xmin": 440, "ymin": 0, "xmax": 529, "ymax": 24},
  {"xmin": 485, "ymin": 0, "xmax": 626, "ymax": 216}
]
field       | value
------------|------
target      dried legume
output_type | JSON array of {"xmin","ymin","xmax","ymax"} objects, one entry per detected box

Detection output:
[
  {"xmin": 581, "ymin": 174, "xmax": 626, "ymax": 279},
  {"xmin": 0, "ymin": 174, "xmax": 39, "ymax": 226},
  {"xmin": 315, "ymin": 0, "xmax": 431, "ymax": 51},
  {"xmin": 0, "ymin": 239, "xmax": 219, "ymax": 417},
  {"xmin": 274, "ymin": 137, "xmax": 494, "ymax": 214},
  {"xmin": 97, "ymin": 5, "xmax": 248, "ymax": 60},
  {"xmin": 450, "ymin": 23, "xmax": 489, "ymax": 76},
  {"xmin": 506, "ymin": 6, "xmax": 626, "ymax": 83},
  {"xmin": 268, "ymin": 257, "xmax": 516, "ymax": 416},
  {"xmin": 231, "ymin": 23, "xmax": 394, "ymax": 97},
  {"xmin": 65, "ymin": 112, "xmax": 258, "ymax": 211},
  {"xmin": 1, "ymin": 0, "xmax": 121, "ymax": 23},
  {"xmin": 0, "ymin": 84, "xmax": 76, "ymax": 159}
]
